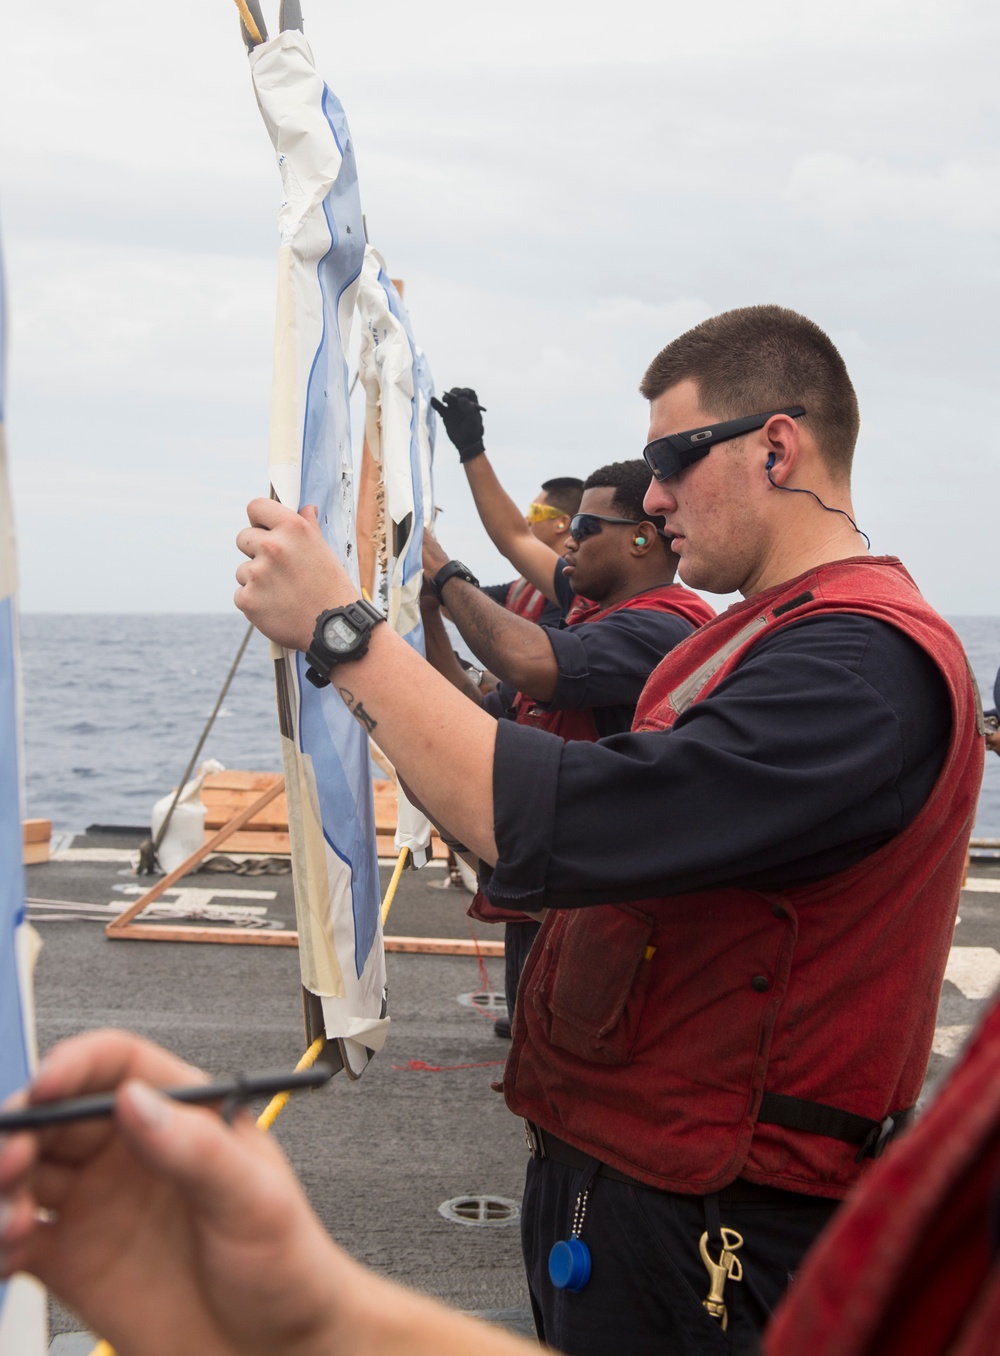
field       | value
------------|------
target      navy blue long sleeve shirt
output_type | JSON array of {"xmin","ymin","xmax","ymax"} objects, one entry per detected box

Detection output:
[{"xmin": 482, "ymin": 614, "xmax": 951, "ymax": 910}]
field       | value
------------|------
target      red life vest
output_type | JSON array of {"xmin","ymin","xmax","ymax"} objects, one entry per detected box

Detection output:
[
  {"xmin": 512, "ymin": 583, "xmax": 715, "ymax": 742},
  {"xmin": 504, "ymin": 556, "xmax": 984, "ymax": 1197},
  {"xmin": 471, "ymin": 581, "xmax": 714, "ymax": 924},
  {"xmin": 764, "ymin": 991, "xmax": 1000, "ymax": 1356},
  {"xmin": 504, "ymin": 576, "xmax": 549, "ymax": 623}
]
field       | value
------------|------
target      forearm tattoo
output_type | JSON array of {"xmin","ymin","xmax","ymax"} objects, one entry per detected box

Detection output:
[
  {"xmin": 444, "ymin": 583, "xmax": 518, "ymax": 675},
  {"xmin": 337, "ymin": 687, "xmax": 378, "ymax": 734}
]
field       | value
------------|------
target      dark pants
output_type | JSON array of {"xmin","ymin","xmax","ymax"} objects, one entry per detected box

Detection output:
[
  {"xmin": 504, "ymin": 918, "xmax": 541, "ymax": 1023},
  {"xmin": 521, "ymin": 1156, "xmax": 839, "ymax": 1355}
]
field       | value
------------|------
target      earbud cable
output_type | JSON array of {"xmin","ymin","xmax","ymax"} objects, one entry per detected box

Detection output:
[{"xmin": 767, "ymin": 468, "xmax": 870, "ymax": 549}]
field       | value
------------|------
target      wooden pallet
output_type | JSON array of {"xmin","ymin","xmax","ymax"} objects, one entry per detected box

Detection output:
[
  {"xmin": 201, "ymin": 770, "xmax": 289, "ymax": 853},
  {"xmin": 106, "ymin": 771, "xmax": 470, "ymax": 952},
  {"xmin": 200, "ymin": 770, "xmax": 439, "ymax": 858}
]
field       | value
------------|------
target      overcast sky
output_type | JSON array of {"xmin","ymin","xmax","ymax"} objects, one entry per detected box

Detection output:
[{"xmin": 0, "ymin": 0, "xmax": 997, "ymax": 615}]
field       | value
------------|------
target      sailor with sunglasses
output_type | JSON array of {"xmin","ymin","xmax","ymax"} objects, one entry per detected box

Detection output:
[{"xmin": 235, "ymin": 304, "xmax": 982, "ymax": 1355}]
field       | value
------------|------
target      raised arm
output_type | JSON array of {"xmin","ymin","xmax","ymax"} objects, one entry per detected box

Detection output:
[{"xmin": 431, "ymin": 387, "xmax": 562, "ymax": 603}]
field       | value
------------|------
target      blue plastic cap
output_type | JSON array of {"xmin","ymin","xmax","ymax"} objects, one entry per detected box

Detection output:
[{"xmin": 548, "ymin": 1237, "xmax": 592, "ymax": 1292}]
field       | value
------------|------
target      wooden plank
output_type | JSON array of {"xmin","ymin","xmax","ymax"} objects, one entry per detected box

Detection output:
[
  {"xmin": 369, "ymin": 741, "xmax": 395, "ymax": 779},
  {"xmin": 23, "ymin": 818, "xmax": 51, "ymax": 864},
  {"xmin": 107, "ymin": 778, "xmax": 286, "ymax": 937},
  {"xmin": 202, "ymin": 771, "xmax": 283, "ymax": 792},
  {"xmin": 202, "ymin": 829, "xmax": 291, "ymax": 855},
  {"xmin": 109, "ymin": 923, "xmax": 299, "ymax": 947},
  {"xmin": 109, "ymin": 928, "xmax": 503, "ymax": 957},
  {"xmin": 356, "ymin": 434, "xmax": 379, "ymax": 601},
  {"xmin": 383, "ymin": 936, "xmax": 505, "ymax": 957},
  {"xmin": 203, "ymin": 798, "xmax": 289, "ymax": 831}
]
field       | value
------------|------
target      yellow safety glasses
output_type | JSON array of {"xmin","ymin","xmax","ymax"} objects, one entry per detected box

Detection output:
[{"xmin": 526, "ymin": 501, "xmax": 565, "ymax": 524}]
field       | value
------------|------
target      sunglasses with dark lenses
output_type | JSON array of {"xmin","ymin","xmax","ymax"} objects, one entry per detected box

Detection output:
[
  {"xmin": 642, "ymin": 406, "xmax": 806, "ymax": 482},
  {"xmin": 569, "ymin": 513, "xmax": 668, "ymax": 542}
]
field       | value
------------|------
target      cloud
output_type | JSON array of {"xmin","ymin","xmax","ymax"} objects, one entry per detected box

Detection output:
[
  {"xmin": 786, "ymin": 152, "xmax": 1000, "ymax": 231},
  {"xmin": 2, "ymin": 0, "xmax": 999, "ymax": 612},
  {"xmin": 7, "ymin": 240, "xmax": 274, "ymax": 402}
]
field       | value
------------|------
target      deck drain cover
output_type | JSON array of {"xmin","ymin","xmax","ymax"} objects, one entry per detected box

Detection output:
[
  {"xmin": 438, "ymin": 1194, "xmax": 520, "ymax": 1227},
  {"xmin": 457, "ymin": 990, "xmax": 507, "ymax": 1014}
]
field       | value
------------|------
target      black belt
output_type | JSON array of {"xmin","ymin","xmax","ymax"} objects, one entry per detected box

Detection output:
[{"xmin": 524, "ymin": 1123, "xmax": 828, "ymax": 1204}]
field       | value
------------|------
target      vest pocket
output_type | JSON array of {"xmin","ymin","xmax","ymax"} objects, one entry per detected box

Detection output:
[{"xmin": 540, "ymin": 905, "xmax": 656, "ymax": 1065}]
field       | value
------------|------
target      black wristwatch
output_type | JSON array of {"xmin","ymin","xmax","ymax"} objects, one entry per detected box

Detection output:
[
  {"xmin": 305, "ymin": 599, "xmax": 385, "ymax": 688},
  {"xmin": 432, "ymin": 559, "xmax": 480, "ymax": 603}
]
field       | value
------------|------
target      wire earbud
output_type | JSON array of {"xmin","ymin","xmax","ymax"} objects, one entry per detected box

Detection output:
[{"xmin": 766, "ymin": 458, "xmax": 870, "ymax": 548}]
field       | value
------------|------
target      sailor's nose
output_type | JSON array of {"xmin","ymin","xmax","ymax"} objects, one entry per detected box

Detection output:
[{"xmin": 644, "ymin": 479, "xmax": 676, "ymax": 516}]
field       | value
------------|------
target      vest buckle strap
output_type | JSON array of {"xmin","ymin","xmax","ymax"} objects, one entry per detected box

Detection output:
[
  {"xmin": 856, "ymin": 1115, "xmax": 900, "ymax": 1163},
  {"xmin": 758, "ymin": 1092, "xmax": 915, "ymax": 1162},
  {"xmin": 524, "ymin": 1119, "xmax": 545, "ymax": 1158}
]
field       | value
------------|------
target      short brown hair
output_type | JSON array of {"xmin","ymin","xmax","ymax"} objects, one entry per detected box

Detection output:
[{"xmin": 639, "ymin": 305, "xmax": 860, "ymax": 479}]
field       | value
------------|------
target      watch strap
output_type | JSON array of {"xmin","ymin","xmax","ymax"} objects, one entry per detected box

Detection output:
[
  {"xmin": 432, "ymin": 559, "xmax": 480, "ymax": 604},
  {"xmin": 305, "ymin": 599, "xmax": 384, "ymax": 688}
]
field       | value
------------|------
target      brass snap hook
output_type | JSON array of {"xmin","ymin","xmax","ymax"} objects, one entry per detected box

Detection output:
[{"xmin": 699, "ymin": 1227, "xmax": 744, "ymax": 1331}]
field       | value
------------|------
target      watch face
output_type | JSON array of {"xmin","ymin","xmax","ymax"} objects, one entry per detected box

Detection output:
[{"xmin": 321, "ymin": 614, "xmax": 360, "ymax": 653}]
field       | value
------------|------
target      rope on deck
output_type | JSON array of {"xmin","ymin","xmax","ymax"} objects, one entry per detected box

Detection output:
[{"xmin": 87, "ymin": 845, "xmax": 410, "ymax": 1356}]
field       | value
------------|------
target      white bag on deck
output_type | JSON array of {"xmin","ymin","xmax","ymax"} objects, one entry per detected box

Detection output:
[{"xmin": 151, "ymin": 759, "xmax": 225, "ymax": 875}]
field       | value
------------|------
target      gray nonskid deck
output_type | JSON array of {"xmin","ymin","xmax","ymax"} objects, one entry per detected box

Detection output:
[
  {"xmin": 31, "ymin": 834, "xmax": 531, "ymax": 1345},
  {"xmin": 25, "ymin": 834, "xmax": 1000, "ymax": 1349}
]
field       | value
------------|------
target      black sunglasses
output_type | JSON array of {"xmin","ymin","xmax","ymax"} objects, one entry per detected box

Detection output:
[
  {"xmin": 642, "ymin": 406, "xmax": 806, "ymax": 482},
  {"xmin": 569, "ymin": 513, "xmax": 667, "ymax": 543}
]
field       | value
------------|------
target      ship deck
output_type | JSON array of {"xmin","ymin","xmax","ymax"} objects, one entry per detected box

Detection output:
[{"xmin": 26, "ymin": 830, "xmax": 1000, "ymax": 1353}]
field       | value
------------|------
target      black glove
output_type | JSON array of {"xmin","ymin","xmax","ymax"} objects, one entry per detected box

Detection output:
[{"xmin": 430, "ymin": 387, "xmax": 487, "ymax": 462}]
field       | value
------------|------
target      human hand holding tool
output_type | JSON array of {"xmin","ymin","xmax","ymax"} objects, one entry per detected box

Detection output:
[
  {"xmin": 0, "ymin": 1030, "xmax": 535, "ymax": 1356},
  {"xmin": 0, "ymin": 1065, "xmax": 332, "ymax": 1133},
  {"xmin": 429, "ymin": 387, "xmax": 487, "ymax": 461},
  {"xmin": 0, "ymin": 1031, "xmax": 350, "ymax": 1356}
]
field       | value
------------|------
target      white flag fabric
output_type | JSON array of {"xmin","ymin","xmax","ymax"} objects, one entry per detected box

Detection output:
[
  {"xmin": 356, "ymin": 247, "xmax": 436, "ymax": 864},
  {"xmin": 0, "ymin": 230, "xmax": 47, "ymax": 1355},
  {"xmin": 248, "ymin": 30, "xmax": 387, "ymax": 1075}
]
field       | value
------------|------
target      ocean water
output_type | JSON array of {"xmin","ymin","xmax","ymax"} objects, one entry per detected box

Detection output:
[
  {"xmin": 17, "ymin": 613, "xmax": 1000, "ymax": 838},
  {"xmin": 20, "ymin": 615, "xmax": 283, "ymax": 833}
]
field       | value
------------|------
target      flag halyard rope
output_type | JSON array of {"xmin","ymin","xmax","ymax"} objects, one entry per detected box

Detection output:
[{"xmin": 232, "ymin": 0, "xmax": 264, "ymax": 45}]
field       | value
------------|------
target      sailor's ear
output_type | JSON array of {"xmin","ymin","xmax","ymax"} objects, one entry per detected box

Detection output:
[
  {"xmin": 760, "ymin": 412, "xmax": 802, "ymax": 486},
  {"xmin": 632, "ymin": 522, "xmax": 658, "ymax": 553}
]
